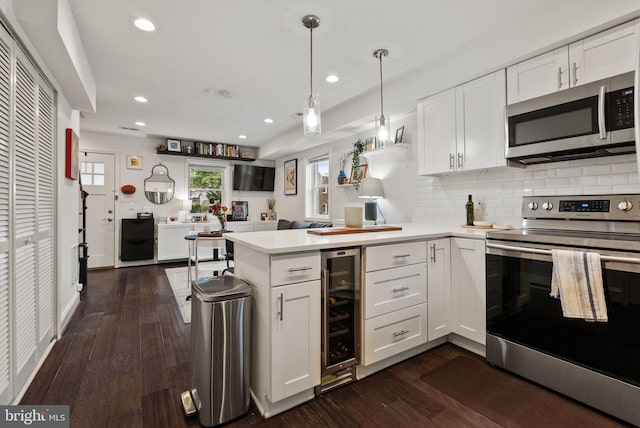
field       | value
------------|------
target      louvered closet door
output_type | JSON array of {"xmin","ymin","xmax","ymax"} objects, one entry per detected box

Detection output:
[
  {"xmin": 13, "ymin": 48, "xmax": 38, "ymax": 394},
  {"xmin": 35, "ymin": 76, "xmax": 54, "ymax": 358},
  {"xmin": 0, "ymin": 24, "xmax": 12, "ymax": 406}
]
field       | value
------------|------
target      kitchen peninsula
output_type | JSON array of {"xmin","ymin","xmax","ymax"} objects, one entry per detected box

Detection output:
[{"xmin": 227, "ymin": 223, "xmax": 490, "ymax": 417}]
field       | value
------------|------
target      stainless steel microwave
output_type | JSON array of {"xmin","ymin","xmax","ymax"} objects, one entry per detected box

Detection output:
[{"xmin": 506, "ymin": 71, "xmax": 635, "ymax": 165}]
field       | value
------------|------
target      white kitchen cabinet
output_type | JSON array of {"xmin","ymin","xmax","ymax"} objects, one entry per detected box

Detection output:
[
  {"xmin": 233, "ymin": 244, "xmax": 321, "ymax": 417},
  {"xmin": 270, "ymin": 280, "xmax": 321, "ymax": 402},
  {"xmin": 426, "ymin": 238, "xmax": 451, "ymax": 341},
  {"xmin": 418, "ymin": 69, "xmax": 506, "ymax": 175},
  {"xmin": 362, "ymin": 241, "xmax": 427, "ymax": 365},
  {"xmin": 507, "ymin": 19, "xmax": 639, "ymax": 104},
  {"xmin": 451, "ymin": 238, "xmax": 486, "ymax": 345},
  {"xmin": 417, "ymin": 88, "xmax": 456, "ymax": 175},
  {"xmin": 157, "ymin": 221, "xmax": 276, "ymax": 261}
]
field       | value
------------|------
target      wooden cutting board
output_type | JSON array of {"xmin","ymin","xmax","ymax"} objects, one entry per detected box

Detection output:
[
  {"xmin": 460, "ymin": 224, "xmax": 493, "ymax": 229},
  {"xmin": 307, "ymin": 225, "xmax": 403, "ymax": 236}
]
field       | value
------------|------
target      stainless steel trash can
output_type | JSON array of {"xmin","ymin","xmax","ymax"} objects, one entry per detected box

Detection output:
[{"xmin": 189, "ymin": 275, "xmax": 251, "ymax": 427}]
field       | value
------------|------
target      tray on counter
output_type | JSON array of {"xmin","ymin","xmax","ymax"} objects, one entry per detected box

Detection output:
[{"xmin": 307, "ymin": 225, "xmax": 403, "ymax": 236}]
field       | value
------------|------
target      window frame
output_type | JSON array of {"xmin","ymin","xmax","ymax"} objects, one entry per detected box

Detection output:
[
  {"xmin": 185, "ymin": 159, "xmax": 230, "ymax": 215},
  {"xmin": 305, "ymin": 153, "xmax": 330, "ymax": 221}
]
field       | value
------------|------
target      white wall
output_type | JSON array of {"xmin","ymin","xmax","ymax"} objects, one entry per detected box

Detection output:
[
  {"xmin": 274, "ymin": 113, "xmax": 416, "ymax": 224},
  {"xmin": 80, "ymin": 131, "xmax": 276, "ymax": 264}
]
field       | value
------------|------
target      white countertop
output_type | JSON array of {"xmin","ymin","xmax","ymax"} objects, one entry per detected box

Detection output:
[{"xmin": 225, "ymin": 221, "xmax": 506, "ymax": 254}]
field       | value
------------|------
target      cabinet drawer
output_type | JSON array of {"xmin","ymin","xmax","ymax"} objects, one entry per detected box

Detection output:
[
  {"xmin": 365, "ymin": 241, "xmax": 426, "ymax": 272},
  {"xmin": 364, "ymin": 263, "xmax": 426, "ymax": 319},
  {"xmin": 271, "ymin": 252, "xmax": 321, "ymax": 286},
  {"xmin": 362, "ymin": 303, "xmax": 427, "ymax": 366}
]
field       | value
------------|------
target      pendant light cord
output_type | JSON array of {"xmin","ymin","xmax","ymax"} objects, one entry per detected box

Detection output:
[
  {"xmin": 309, "ymin": 26, "xmax": 314, "ymax": 97},
  {"xmin": 379, "ymin": 53, "xmax": 384, "ymax": 117}
]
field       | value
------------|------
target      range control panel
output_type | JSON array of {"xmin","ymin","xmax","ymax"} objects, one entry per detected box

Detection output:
[{"xmin": 522, "ymin": 194, "xmax": 640, "ymax": 221}]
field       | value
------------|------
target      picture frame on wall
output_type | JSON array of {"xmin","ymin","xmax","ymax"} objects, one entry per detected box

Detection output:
[
  {"xmin": 126, "ymin": 155, "xmax": 143, "ymax": 170},
  {"xmin": 284, "ymin": 158, "xmax": 297, "ymax": 195},
  {"xmin": 167, "ymin": 139, "xmax": 181, "ymax": 152},
  {"xmin": 394, "ymin": 126, "xmax": 405, "ymax": 144},
  {"xmin": 65, "ymin": 128, "xmax": 79, "ymax": 180}
]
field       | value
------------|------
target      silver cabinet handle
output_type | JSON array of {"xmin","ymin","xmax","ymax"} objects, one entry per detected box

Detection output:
[
  {"xmin": 598, "ymin": 85, "xmax": 606, "ymax": 139},
  {"xmin": 572, "ymin": 62, "xmax": 578, "ymax": 86},
  {"xmin": 277, "ymin": 293, "xmax": 284, "ymax": 321},
  {"xmin": 449, "ymin": 154, "xmax": 455, "ymax": 170},
  {"xmin": 457, "ymin": 153, "xmax": 463, "ymax": 170},
  {"xmin": 393, "ymin": 329, "xmax": 409, "ymax": 338},
  {"xmin": 557, "ymin": 66, "xmax": 563, "ymax": 89},
  {"xmin": 288, "ymin": 266, "xmax": 312, "ymax": 272},
  {"xmin": 430, "ymin": 243, "xmax": 436, "ymax": 263},
  {"xmin": 393, "ymin": 254, "xmax": 411, "ymax": 259},
  {"xmin": 392, "ymin": 287, "xmax": 410, "ymax": 293}
]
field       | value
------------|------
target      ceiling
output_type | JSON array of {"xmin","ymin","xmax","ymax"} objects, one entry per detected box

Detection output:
[{"xmin": 62, "ymin": 0, "xmax": 614, "ymax": 150}]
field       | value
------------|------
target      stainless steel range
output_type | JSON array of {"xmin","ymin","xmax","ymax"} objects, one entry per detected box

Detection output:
[{"xmin": 486, "ymin": 194, "xmax": 640, "ymax": 425}]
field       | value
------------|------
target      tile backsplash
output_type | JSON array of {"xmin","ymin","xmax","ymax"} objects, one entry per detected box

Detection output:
[{"xmin": 412, "ymin": 154, "xmax": 640, "ymax": 227}]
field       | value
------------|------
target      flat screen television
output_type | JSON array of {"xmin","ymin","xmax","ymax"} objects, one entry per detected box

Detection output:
[{"xmin": 233, "ymin": 165, "xmax": 275, "ymax": 191}]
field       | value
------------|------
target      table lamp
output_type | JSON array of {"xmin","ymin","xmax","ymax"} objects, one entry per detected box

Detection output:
[{"xmin": 358, "ymin": 178, "xmax": 385, "ymax": 224}]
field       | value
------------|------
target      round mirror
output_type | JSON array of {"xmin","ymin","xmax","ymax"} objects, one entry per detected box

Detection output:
[{"xmin": 144, "ymin": 164, "xmax": 175, "ymax": 204}]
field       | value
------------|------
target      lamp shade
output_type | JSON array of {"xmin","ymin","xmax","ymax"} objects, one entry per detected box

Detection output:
[{"xmin": 358, "ymin": 178, "xmax": 384, "ymax": 199}]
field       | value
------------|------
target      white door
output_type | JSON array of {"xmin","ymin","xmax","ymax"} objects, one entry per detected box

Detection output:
[
  {"xmin": 80, "ymin": 152, "xmax": 116, "ymax": 268},
  {"xmin": 451, "ymin": 238, "xmax": 486, "ymax": 345},
  {"xmin": 506, "ymin": 47, "xmax": 568, "ymax": 104}
]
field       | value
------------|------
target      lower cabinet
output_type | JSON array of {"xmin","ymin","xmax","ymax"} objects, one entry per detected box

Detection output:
[
  {"xmin": 270, "ymin": 280, "xmax": 321, "ymax": 402},
  {"xmin": 362, "ymin": 242, "xmax": 427, "ymax": 366},
  {"xmin": 426, "ymin": 238, "xmax": 451, "ymax": 341},
  {"xmin": 451, "ymin": 238, "xmax": 486, "ymax": 344}
]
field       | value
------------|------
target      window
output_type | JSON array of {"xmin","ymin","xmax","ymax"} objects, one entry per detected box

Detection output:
[
  {"xmin": 306, "ymin": 156, "xmax": 330, "ymax": 219},
  {"xmin": 188, "ymin": 163, "xmax": 225, "ymax": 213},
  {"xmin": 80, "ymin": 161, "xmax": 105, "ymax": 186}
]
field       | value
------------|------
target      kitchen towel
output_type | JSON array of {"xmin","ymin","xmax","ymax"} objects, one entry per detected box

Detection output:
[{"xmin": 550, "ymin": 249, "xmax": 608, "ymax": 322}]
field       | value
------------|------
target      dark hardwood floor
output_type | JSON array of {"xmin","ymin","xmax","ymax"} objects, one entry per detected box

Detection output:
[{"xmin": 20, "ymin": 264, "xmax": 628, "ymax": 427}]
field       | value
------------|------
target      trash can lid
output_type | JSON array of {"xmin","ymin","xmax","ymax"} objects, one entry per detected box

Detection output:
[{"xmin": 191, "ymin": 275, "xmax": 252, "ymax": 302}]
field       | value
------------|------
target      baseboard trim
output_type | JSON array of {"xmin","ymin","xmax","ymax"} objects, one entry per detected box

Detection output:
[{"xmin": 59, "ymin": 291, "xmax": 80, "ymax": 334}]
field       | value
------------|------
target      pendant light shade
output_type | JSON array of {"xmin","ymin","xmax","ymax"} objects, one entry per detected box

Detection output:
[
  {"xmin": 303, "ymin": 15, "xmax": 321, "ymax": 135},
  {"xmin": 374, "ymin": 49, "xmax": 390, "ymax": 147}
]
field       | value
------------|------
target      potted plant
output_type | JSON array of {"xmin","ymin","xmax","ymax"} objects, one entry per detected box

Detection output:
[{"xmin": 350, "ymin": 139, "xmax": 366, "ymax": 190}]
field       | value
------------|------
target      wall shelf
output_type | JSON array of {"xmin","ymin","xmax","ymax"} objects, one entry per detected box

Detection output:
[
  {"xmin": 361, "ymin": 143, "xmax": 410, "ymax": 156},
  {"xmin": 157, "ymin": 150, "xmax": 255, "ymax": 162}
]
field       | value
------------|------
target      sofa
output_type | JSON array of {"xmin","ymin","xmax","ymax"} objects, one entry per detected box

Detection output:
[{"xmin": 277, "ymin": 219, "xmax": 333, "ymax": 230}]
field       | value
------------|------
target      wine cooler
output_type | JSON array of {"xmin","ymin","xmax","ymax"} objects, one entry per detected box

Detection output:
[{"xmin": 316, "ymin": 248, "xmax": 361, "ymax": 395}]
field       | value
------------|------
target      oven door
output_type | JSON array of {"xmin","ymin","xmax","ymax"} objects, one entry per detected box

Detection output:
[{"xmin": 486, "ymin": 239, "xmax": 640, "ymax": 388}]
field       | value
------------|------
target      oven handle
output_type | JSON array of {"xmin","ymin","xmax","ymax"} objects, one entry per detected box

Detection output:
[{"xmin": 486, "ymin": 242, "xmax": 640, "ymax": 264}]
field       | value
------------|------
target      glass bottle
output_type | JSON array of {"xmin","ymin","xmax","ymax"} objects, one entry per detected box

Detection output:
[{"xmin": 466, "ymin": 195, "xmax": 474, "ymax": 226}]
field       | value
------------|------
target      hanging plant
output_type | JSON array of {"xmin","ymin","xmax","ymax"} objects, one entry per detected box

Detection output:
[{"xmin": 350, "ymin": 139, "xmax": 366, "ymax": 190}]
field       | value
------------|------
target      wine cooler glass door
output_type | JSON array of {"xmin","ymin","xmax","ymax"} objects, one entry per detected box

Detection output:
[{"xmin": 322, "ymin": 248, "xmax": 361, "ymax": 374}]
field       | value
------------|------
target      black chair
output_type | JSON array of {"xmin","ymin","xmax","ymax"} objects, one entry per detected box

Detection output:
[{"xmin": 222, "ymin": 239, "xmax": 234, "ymax": 274}]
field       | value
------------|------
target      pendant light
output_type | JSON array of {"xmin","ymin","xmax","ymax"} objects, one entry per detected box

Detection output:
[
  {"xmin": 374, "ymin": 48, "xmax": 390, "ymax": 147},
  {"xmin": 302, "ymin": 15, "xmax": 321, "ymax": 135}
]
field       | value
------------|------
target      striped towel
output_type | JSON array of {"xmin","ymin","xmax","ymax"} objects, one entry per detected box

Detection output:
[{"xmin": 550, "ymin": 249, "xmax": 608, "ymax": 322}]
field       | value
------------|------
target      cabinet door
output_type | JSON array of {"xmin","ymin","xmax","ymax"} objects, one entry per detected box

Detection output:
[
  {"xmin": 456, "ymin": 69, "xmax": 507, "ymax": 172},
  {"xmin": 427, "ymin": 238, "xmax": 451, "ymax": 341},
  {"xmin": 569, "ymin": 19, "xmax": 639, "ymax": 87},
  {"xmin": 417, "ymin": 88, "xmax": 456, "ymax": 175},
  {"xmin": 506, "ymin": 47, "xmax": 568, "ymax": 104},
  {"xmin": 157, "ymin": 225, "xmax": 191, "ymax": 261},
  {"xmin": 270, "ymin": 280, "xmax": 320, "ymax": 402},
  {"xmin": 451, "ymin": 238, "xmax": 486, "ymax": 345}
]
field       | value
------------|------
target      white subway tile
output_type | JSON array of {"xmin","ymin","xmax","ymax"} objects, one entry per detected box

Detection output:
[
  {"xmin": 597, "ymin": 175, "xmax": 627, "ymax": 186},
  {"xmin": 556, "ymin": 166, "xmax": 582, "ymax": 177},
  {"xmin": 582, "ymin": 164, "xmax": 611, "ymax": 176}
]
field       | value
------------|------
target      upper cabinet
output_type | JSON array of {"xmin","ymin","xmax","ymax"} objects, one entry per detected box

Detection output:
[
  {"xmin": 507, "ymin": 19, "xmax": 639, "ymax": 104},
  {"xmin": 418, "ymin": 69, "xmax": 506, "ymax": 175}
]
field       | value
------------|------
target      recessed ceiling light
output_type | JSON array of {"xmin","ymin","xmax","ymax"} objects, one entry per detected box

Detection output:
[
  {"xmin": 134, "ymin": 96, "xmax": 148, "ymax": 103},
  {"xmin": 135, "ymin": 121, "xmax": 146, "ymax": 127},
  {"xmin": 326, "ymin": 74, "xmax": 339, "ymax": 83},
  {"xmin": 134, "ymin": 18, "xmax": 155, "ymax": 32},
  {"xmin": 264, "ymin": 118, "xmax": 274, "ymax": 124},
  {"xmin": 238, "ymin": 135, "xmax": 247, "ymax": 139}
]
